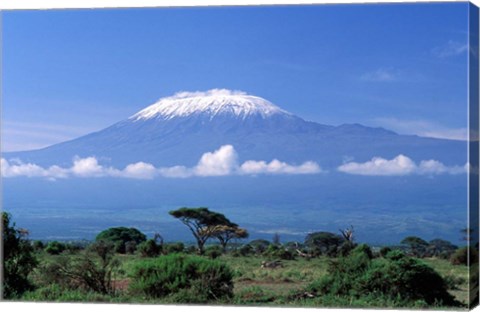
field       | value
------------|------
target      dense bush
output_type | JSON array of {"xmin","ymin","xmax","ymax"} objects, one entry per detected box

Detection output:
[
  {"xmin": 204, "ymin": 245, "xmax": 223, "ymax": 259},
  {"xmin": 304, "ymin": 232, "xmax": 344, "ymax": 257},
  {"xmin": 304, "ymin": 246, "xmax": 458, "ymax": 307},
  {"xmin": 45, "ymin": 241, "xmax": 67, "ymax": 255},
  {"xmin": 96, "ymin": 227, "xmax": 147, "ymax": 254},
  {"xmin": 265, "ymin": 244, "xmax": 296, "ymax": 260},
  {"xmin": 379, "ymin": 246, "xmax": 392, "ymax": 257},
  {"xmin": 2, "ymin": 212, "xmax": 38, "ymax": 299},
  {"xmin": 248, "ymin": 239, "xmax": 271, "ymax": 254},
  {"xmin": 164, "ymin": 242, "xmax": 185, "ymax": 254},
  {"xmin": 129, "ymin": 254, "xmax": 233, "ymax": 302},
  {"xmin": 138, "ymin": 239, "xmax": 162, "ymax": 257},
  {"xmin": 450, "ymin": 247, "xmax": 479, "ymax": 265},
  {"xmin": 37, "ymin": 240, "xmax": 120, "ymax": 295}
]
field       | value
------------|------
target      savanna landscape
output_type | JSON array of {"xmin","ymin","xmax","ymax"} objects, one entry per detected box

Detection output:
[{"xmin": 3, "ymin": 208, "xmax": 477, "ymax": 309}]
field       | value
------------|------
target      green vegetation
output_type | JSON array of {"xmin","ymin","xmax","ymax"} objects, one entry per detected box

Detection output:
[
  {"xmin": 3, "ymin": 210, "xmax": 476, "ymax": 309},
  {"xmin": 129, "ymin": 253, "xmax": 233, "ymax": 303},
  {"xmin": 2, "ymin": 212, "xmax": 38, "ymax": 299},
  {"xmin": 96, "ymin": 227, "xmax": 147, "ymax": 254}
]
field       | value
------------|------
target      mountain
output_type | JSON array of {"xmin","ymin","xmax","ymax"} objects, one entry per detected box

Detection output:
[
  {"xmin": 1, "ymin": 89, "xmax": 468, "ymax": 243},
  {"xmin": 3, "ymin": 89, "xmax": 466, "ymax": 169}
]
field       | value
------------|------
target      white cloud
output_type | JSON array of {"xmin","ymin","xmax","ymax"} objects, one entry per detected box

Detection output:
[
  {"xmin": 1, "ymin": 158, "xmax": 69, "ymax": 179},
  {"xmin": 71, "ymin": 156, "xmax": 109, "ymax": 177},
  {"xmin": 1, "ymin": 145, "xmax": 323, "ymax": 179},
  {"xmin": 194, "ymin": 145, "xmax": 238, "ymax": 176},
  {"xmin": 432, "ymin": 41, "xmax": 468, "ymax": 58},
  {"xmin": 338, "ymin": 155, "xmax": 467, "ymax": 176},
  {"xmin": 118, "ymin": 162, "xmax": 157, "ymax": 179},
  {"xmin": 240, "ymin": 159, "xmax": 322, "ymax": 175}
]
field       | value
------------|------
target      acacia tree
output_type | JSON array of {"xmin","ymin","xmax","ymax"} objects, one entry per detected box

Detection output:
[
  {"xmin": 169, "ymin": 207, "xmax": 233, "ymax": 254},
  {"xmin": 211, "ymin": 224, "xmax": 249, "ymax": 252},
  {"xmin": 401, "ymin": 236, "xmax": 429, "ymax": 257}
]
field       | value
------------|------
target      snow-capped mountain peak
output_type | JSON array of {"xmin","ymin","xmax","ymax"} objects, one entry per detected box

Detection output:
[{"xmin": 130, "ymin": 89, "xmax": 291, "ymax": 121}]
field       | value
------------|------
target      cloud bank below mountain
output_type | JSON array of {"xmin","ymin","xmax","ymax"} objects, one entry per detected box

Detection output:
[
  {"xmin": 1, "ymin": 145, "xmax": 323, "ymax": 180},
  {"xmin": 338, "ymin": 154, "xmax": 467, "ymax": 176}
]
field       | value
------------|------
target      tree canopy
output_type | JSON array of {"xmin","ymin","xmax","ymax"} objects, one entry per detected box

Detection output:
[
  {"xmin": 95, "ymin": 227, "xmax": 147, "ymax": 254},
  {"xmin": 2, "ymin": 212, "xmax": 38, "ymax": 298},
  {"xmin": 304, "ymin": 231, "xmax": 344, "ymax": 256},
  {"xmin": 169, "ymin": 207, "xmax": 234, "ymax": 254},
  {"xmin": 210, "ymin": 224, "xmax": 249, "ymax": 252},
  {"xmin": 401, "ymin": 236, "xmax": 429, "ymax": 257}
]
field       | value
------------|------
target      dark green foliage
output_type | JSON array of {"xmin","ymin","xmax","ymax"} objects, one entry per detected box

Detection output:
[
  {"xmin": 379, "ymin": 246, "xmax": 392, "ymax": 257},
  {"xmin": 304, "ymin": 231, "xmax": 344, "ymax": 257},
  {"xmin": 164, "ymin": 242, "xmax": 185, "ymax": 254},
  {"xmin": 232, "ymin": 244, "xmax": 254, "ymax": 257},
  {"xmin": 45, "ymin": 241, "xmax": 67, "ymax": 255},
  {"xmin": 204, "ymin": 245, "xmax": 223, "ymax": 259},
  {"xmin": 96, "ymin": 227, "xmax": 146, "ymax": 254},
  {"xmin": 169, "ymin": 207, "xmax": 234, "ymax": 254},
  {"xmin": 129, "ymin": 254, "xmax": 233, "ymax": 302},
  {"xmin": 304, "ymin": 246, "xmax": 458, "ymax": 307},
  {"xmin": 427, "ymin": 239, "xmax": 458, "ymax": 258},
  {"xmin": 248, "ymin": 239, "xmax": 271, "ymax": 254},
  {"xmin": 450, "ymin": 246, "xmax": 479, "ymax": 265},
  {"xmin": 138, "ymin": 239, "xmax": 161, "ymax": 257},
  {"xmin": 125, "ymin": 241, "xmax": 137, "ymax": 254},
  {"xmin": 401, "ymin": 236, "xmax": 429, "ymax": 257},
  {"xmin": 265, "ymin": 244, "xmax": 296, "ymax": 260},
  {"xmin": 32, "ymin": 240, "xmax": 45, "ymax": 251},
  {"xmin": 2, "ymin": 212, "xmax": 38, "ymax": 299}
]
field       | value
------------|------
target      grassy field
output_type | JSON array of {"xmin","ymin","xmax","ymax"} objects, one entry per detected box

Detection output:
[{"xmin": 25, "ymin": 250, "xmax": 470, "ymax": 308}]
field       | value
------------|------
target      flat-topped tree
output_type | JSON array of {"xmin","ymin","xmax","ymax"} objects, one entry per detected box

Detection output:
[
  {"xmin": 211, "ymin": 224, "xmax": 249, "ymax": 252},
  {"xmin": 169, "ymin": 207, "xmax": 233, "ymax": 254}
]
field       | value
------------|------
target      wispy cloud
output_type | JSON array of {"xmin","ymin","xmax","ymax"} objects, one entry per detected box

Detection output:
[
  {"xmin": 360, "ymin": 68, "xmax": 398, "ymax": 82},
  {"xmin": 371, "ymin": 117, "xmax": 467, "ymax": 141},
  {"xmin": 1, "ymin": 145, "xmax": 322, "ymax": 180},
  {"xmin": 1, "ymin": 121, "xmax": 97, "ymax": 152},
  {"xmin": 338, "ymin": 154, "xmax": 467, "ymax": 176},
  {"xmin": 432, "ymin": 40, "xmax": 468, "ymax": 58}
]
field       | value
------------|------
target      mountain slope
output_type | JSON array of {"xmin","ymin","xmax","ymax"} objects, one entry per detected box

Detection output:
[{"xmin": 3, "ymin": 89, "xmax": 466, "ymax": 168}]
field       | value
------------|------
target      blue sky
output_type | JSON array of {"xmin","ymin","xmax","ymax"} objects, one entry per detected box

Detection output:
[{"xmin": 1, "ymin": 3, "xmax": 470, "ymax": 152}]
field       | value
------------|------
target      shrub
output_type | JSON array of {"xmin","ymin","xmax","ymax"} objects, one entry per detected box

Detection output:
[
  {"xmin": 125, "ymin": 241, "xmax": 137, "ymax": 254},
  {"xmin": 248, "ymin": 239, "xmax": 271, "ymax": 254},
  {"xmin": 45, "ymin": 241, "xmax": 67, "ymax": 255},
  {"xmin": 205, "ymin": 245, "xmax": 223, "ymax": 259},
  {"xmin": 32, "ymin": 240, "xmax": 45, "ymax": 251},
  {"xmin": 36, "ymin": 240, "xmax": 120, "ymax": 295},
  {"xmin": 379, "ymin": 246, "xmax": 392, "ymax": 257},
  {"xmin": 164, "ymin": 242, "xmax": 185, "ymax": 254},
  {"xmin": 138, "ymin": 239, "xmax": 161, "ymax": 257},
  {"xmin": 2, "ymin": 212, "xmax": 38, "ymax": 299},
  {"xmin": 96, "ymin": 227, "xmax": 147, "ymax": 254},
  {"xmin": 304, "ymin": 246, "xmax": 458, "ymax": 307},
  {"xmin": 129, "ymin": 254, "xmax": 233, "ymax": 302},
  {"xmin": 238, "ymin": 244, "xmax": 254, "ymax": 256},
  {"xmin": 265, "ymin": 244, "xmax": 296, "ymax": 260},
  {"xmin": 450, "ymin": 246, "xmax": 479, "ymax": 265}
]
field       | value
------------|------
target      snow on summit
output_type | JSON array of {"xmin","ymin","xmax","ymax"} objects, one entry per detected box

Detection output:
[{"xmin": 130, "ymin": 89, "xmax": 291, "ymax": 121}]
